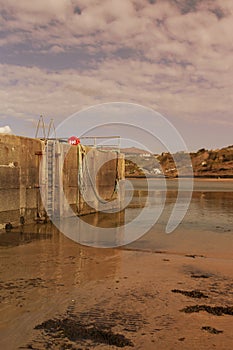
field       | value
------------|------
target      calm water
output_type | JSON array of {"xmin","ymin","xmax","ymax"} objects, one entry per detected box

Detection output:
[
  {"xmin": 124, "ymin": 179, "xmax": 233, "ymax": 258},
  {"xmin": 0, "ymin": 179, "xmax": 232, "ymax": 256},
  {"xmin": 0, "ymin": 179, "xmax": 232, "ymax": 348},
  {"xmin": 77, "ymin": 178, "xmax": 233, "ymax": 257}
]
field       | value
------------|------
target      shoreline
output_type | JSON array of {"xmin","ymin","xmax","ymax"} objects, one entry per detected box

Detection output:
[{"xmin": 126, "ymin": 175, "xmax": 233, "ymax": 179}]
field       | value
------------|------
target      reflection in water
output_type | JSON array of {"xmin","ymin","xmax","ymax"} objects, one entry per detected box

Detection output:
[
  {"xmin": 123, "ymin": 180, "xmax": 233, "ymax": 259},
  {"xmin": 197, "ymin": 191, "xmax": 233, "ymax": 215},
  {"xmin": 0, "ymin": 223, "xmax": 53, "ymax": 247},
  {"xmin": 79, "ymin": 187, "xmax": 233, "ymax": 235},
  {"xmin": 0, "ymin": 179, "xmax": 232, "ymax": 253},
  {"xmin": 72, "ymin": 180, "xmax": 233, "ymax": 256}
]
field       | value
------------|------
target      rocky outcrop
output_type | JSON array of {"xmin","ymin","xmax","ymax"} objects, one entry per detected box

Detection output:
[
  {"xmin": 190, "ymin": 146, "xmax": 233, "ymax": 178},
  {"xmin": 124, "ymin": 146, "xmax": 233, "ymax": 178},
  {"xmin": 157, "ymin": 146, "xmax": 233, "ymax": 178}
]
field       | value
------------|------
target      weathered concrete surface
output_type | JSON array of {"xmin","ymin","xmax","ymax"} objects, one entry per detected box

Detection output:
[
  {"xmin": 0, "ymin": 135, "xmax": 42, "ymax": 228},
  {"xmin": 62, "ymin": 144, "xmax": 125, "ymax": 216},
  {"xmin": 0, "ymin": 135, "xmax": 124, "ymax": 228}
]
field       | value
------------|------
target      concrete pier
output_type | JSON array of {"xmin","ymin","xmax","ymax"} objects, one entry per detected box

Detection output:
[{"xmin": 0, "ymin": 135, "xmax": 124, "ymax": 229}]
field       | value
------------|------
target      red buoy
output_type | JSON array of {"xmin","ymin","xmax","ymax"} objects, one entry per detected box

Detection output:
[{"xmin": 68, "ymin": 136, "xmax": 80, "ymax": 145}]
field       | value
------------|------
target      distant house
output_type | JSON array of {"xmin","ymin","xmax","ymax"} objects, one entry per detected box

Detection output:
[
  {"xmin": 153, "ymin": 168, "xmax": 162, "ymax": 175},
  {"xmin": 122, "ymin": 147, "xmax": 152, "ymax": 158},
  {"xmin": 140, "ymin": 153, "xmax": 151, "ymax": 158}
]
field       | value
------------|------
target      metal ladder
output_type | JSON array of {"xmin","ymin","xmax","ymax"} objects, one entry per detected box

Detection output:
[{"xmin": 46, "ymin": 140, "xmax": 56, "ymax": 218}]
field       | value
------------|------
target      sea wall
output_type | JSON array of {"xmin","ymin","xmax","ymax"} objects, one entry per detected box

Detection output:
[
  {"xmin": 0, "ymin": 135, "xmax": 42, "ymax": 228},
  {"xmin": 61, "ymin": 142, "xmax": 125, "ymax": 216},
  {"xmin": 0, "ymin": 135, "xmax": 124, "ymax": 229}
]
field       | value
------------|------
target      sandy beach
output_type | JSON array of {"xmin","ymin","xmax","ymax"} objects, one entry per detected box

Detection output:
[
  {"xmin": 1, "ymin": 0, "xmax": 233, "ymax": 347},
  {"xmin": 0, "ymin": 179, "xmax": 233, "ymax": 349},
  {"xmin": 0, "ymin": 228, "xmax": 232, "ymax": 349}
]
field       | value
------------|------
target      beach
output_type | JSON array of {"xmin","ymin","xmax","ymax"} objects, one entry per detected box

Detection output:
[{"xmin": 0, "ymin": 179, "xmax": 232, "ymax": 349}]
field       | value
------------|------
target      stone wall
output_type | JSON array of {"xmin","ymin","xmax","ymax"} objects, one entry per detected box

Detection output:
[
  {"xmin": 0, "ymin": 135, "xmax": 42, "ymax": 228},
  {"xmin": 62, "ymin": 144, "xmax": 125, "ymax": 216},
  {"xmin": 0, "ymin": 135, "xmax": 124, "ymax": 229}
]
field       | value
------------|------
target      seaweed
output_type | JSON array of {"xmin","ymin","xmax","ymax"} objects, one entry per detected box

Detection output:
[
  {"xmin": 181, "ymin": 305, "xmax": 233, "ymax": 316},
  {"xmin": 34, "ymin": 316, "xmax": 134, "ymax": 348},
  {"xmin": 202, "ymin": 326, "xmax": 223, "ymax": 334},
  {"xmin": 172, "ymin": 289, "xmax": 208, "ymax": 299}
]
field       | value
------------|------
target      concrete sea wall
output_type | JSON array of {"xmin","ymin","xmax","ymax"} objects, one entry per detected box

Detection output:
[{"xmin": 0, "ymin": 135, "xmax": 124, "ymax": 229}]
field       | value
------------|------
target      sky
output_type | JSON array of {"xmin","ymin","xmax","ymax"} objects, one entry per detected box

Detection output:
[{"xmin": 0, "ymin": 0, "xmax": 232, "ymax": 152}]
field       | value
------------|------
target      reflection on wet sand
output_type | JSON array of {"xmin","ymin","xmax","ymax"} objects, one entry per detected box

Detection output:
[
  {"xmin": 0, "ymin": 179, "xmax": 232, "ymax": 349},
  {"xmin": 0, "ymin": 224, "xmax": 53, "ymax": 248},
  {"xmin": 0, "ymin": 224, "xmax": 122, "ymax": 349}
]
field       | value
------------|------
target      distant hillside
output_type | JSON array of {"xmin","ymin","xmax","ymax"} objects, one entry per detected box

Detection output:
[
  {"xmin": 190, "ymin": 146, "xmax": 233, "ymax": 177},
  {"xmin": 121, "ymin": 147, "xmax": 152, "ymax": 155},
  {"xmin": 124, "ymin": 145, "xmax": 233, "ymax": 178}
]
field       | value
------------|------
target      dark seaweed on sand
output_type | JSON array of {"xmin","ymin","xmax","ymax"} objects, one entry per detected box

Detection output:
[
  {"xmin": 172, "ymin": 289, "xmax": 208, "ymax": 299},
  {"xmin": 202, "ymin": 326, "xmax": 223, "ymax": 334},
  {"xmin": 181, "ymin": 305, "xmax": 233, "ymax": 316},
  {"xmin": 34, "ymin": 316, "xmax": 134, "ymax": 348}
]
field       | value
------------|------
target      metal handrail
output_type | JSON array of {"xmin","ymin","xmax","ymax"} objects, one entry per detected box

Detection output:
[{"xmin": 46, "ymin": 136, "xmax": 121, "ymax": 149}]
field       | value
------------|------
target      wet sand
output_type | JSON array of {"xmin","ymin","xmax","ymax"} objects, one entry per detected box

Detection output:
[
  {"xmin": 0, "ymin": 234, "xmax": 232, "ymax": 350},
  {"xmin": 0, "ymin": 179, "xmax": 233, "ymax": 349}
]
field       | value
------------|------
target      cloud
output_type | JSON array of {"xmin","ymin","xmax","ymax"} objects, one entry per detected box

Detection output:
[
  {"xmin": 48, "ymin": 45, "xmax": 65, "ymax": 54},
  {"xmin": 0, "ymin": 125, "xmax": 12, "ymax": 134},
  {"xmin": 0, "ymin": 0, "xmax": 232, "ymax": 54},
  {"xmin": 0, "ymin": 53, "xmax": 231, "ymax": 126},
  {"xmin": 0, "ymin": 0, "xmax": 232, "ymax": 149}
]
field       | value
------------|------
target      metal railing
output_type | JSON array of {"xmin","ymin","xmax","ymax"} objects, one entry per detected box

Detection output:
[
  {"xmin": 80, "ymin": 136, "xmax": 120, "ymax": 150},
  {"xmin": 45, "ymin": 136, "xmax": 121, "ymax": 151},
  {"xmin": 35, "ymin": 116, "xmax": 121, "ymax": 151}
]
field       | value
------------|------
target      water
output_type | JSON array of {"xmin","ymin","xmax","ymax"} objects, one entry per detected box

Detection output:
[
  {"xmin": 1, "ymin": 178, "xmax": 232, "ymax": 255},
  {"xmin": 76, "ymin": 178, "xmax": 233, "ymax": 258},
  {"xmin": 125, "ymin": 179, "xmax": 233, "ymax": 258}
]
